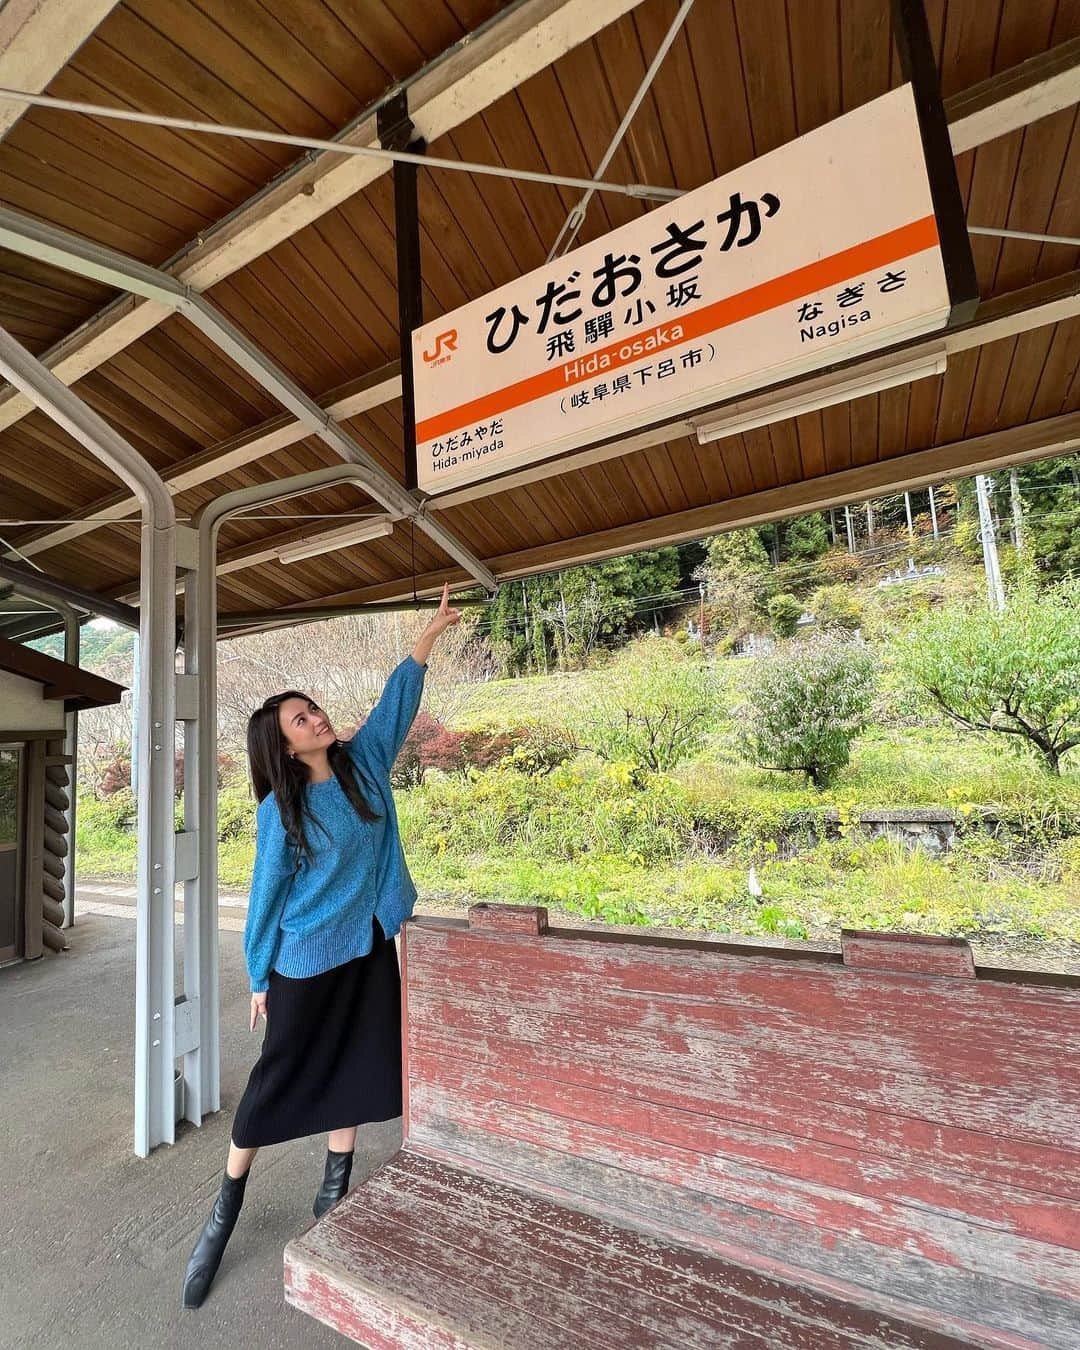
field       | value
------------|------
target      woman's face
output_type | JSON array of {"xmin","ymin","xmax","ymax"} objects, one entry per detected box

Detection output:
[{"xmin": 277, "ymin": 696, "xmax": 336, "ymax": 759}]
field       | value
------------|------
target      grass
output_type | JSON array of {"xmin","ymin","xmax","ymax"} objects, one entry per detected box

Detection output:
[
  {"xmin": 74, "ymin": 682, "xmax": 1080, "ymax": 950},
  {"xmin": 451, "ymin": 665, "xmax": 610, "ymax": 731},
  {"xmin": 679, "ymin": 724, "xmax": 1080, "ymax": 815},
  {"xmin": 402, "ymin": 836, "xmax": 1080, "ymax": 945}
]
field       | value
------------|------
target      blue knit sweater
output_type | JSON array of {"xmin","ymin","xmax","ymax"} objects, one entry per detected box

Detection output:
[{"xmin": 243, "ymin": 654, "xmax": 427, "ymax": 993}]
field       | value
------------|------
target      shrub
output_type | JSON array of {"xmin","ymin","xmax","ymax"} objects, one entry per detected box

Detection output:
[
  {"xmin": 739, "ymin": 633, "xmax": 877, "ymax": 787},
  {"xmin": 809, "ymin": 584, "xmax": 863, "ymax": 631},
  {"xmin": 459, "ymin": 729, "xmax": 517, "ymax": 771},
  {"xmin": 817, "ymin": 549, "xmax": 861, "ymax": 584},
  {"xmin": 421, "ymin": 725, "xmax": 469, "ymax": 776},
  {"xmin": 217, "ymin": 777, "xmax": 256, "ymax": 841},
  {"xmin": 390, "ymin": 711, "xmax": 443, "ymax": 787},
  {"xmin": 898, "ymin": 580, "xmax": 1080, "ymax": 774},
  {"xmin": 573, "ymin": 635, "xmax": 720, "ymax": 773},
  {"xmin": 502, "ymin": 725, "xmax": 576, "ymax": 776},
  {"xmin": 766, "ymin": 592, "xmax": 803, "ymax": 638},
  {"xmin": 99, "ymin": 755, "xmax": 132, "ymax": 796}
]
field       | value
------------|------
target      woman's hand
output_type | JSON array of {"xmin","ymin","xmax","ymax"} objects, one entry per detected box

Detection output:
[
  {"xmin": 426, "ymin": 582, "xmax": 462, "ymax": 637},
  {"xmin": 250, "ymin": 992, "xmax": 267, "ymax": 1031},
  {"xmin": 411, "ymin": 583, "xmax": 462, "ymax": 666}
]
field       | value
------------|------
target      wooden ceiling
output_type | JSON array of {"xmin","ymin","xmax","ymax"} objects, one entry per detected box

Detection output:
[{"xmin": 0, "ymin": 0, "xmax": 1078, "ymax": 625}]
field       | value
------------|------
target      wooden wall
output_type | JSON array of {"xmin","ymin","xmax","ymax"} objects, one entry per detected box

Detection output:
[{"xmin": 0, "ymin": 730, "xmax": 71, "ymax": 963}]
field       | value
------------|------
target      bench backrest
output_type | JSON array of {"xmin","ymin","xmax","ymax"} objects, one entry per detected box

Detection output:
[{"xmin": 400, "ymin": 906, "xmax": 1080, "ymax": 1343}]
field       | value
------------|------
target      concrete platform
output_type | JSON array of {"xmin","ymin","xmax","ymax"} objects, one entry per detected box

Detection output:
[{"xmin": 0, "ymin": 912, "xmax": 400, "ymax": 1349}]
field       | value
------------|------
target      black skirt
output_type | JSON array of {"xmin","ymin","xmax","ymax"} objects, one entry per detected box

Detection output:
[{"xmin": 231, "ymin": 916, "xmax": 403, "ymax": 1149}]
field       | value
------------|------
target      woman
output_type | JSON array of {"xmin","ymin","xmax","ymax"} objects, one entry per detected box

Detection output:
[{"xmin": 182, "ymin": 585, "xmax": 461, "ymax": 1309}]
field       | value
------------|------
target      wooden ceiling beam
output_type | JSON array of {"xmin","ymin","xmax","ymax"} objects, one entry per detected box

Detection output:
[
  {"xmin": 5, "ymin": 361, "xmax": 401, "ymax": 559},
  {"xmin": 101, "ymin": 405, "xmax": 1080, "ymax": 626},
  {"xmin": 12, "ymin": 263, "xmax": 1079, "ymax": 565},
  {"xmin": 945, "ymin": 35, "xmax": 1080, "ymax": 155},
  {"xmin": 2, "ymin": 25, "xmax": 1077, "ymax": 443},
  {"xmin": 257, "ymin": 408, "xmax": 1080, "ymax": 616},
  {"xmin": 0, "ymin": 0, "xmax": 644, "ymax": 431},
  {"xmin": 484, "ymin": 411, "xmax": 1080, "ymax": 574},
  {"xmin": 0, "ymin": 0, "xmax": 120, "ymax": 141}
]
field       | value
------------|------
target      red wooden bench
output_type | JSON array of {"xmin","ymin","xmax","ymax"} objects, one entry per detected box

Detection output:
[{"xmin": 285, "ymin": 905, "xmax": 1080, "ymax": 1349}]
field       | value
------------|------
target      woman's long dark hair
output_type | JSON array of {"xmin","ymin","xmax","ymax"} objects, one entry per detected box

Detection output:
[{"xmin": 246, "ymin": 690, "xmax": 381, "ymax": 868}]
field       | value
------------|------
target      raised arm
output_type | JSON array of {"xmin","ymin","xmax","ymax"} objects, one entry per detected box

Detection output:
[
  {"xmin": 351, "ymin": 655, "xmax": 428, "ymax": 775},
  {"xmin": 349, "ymin": 583, "xmax": 462, "ymax": 774},
  {"xmin": 244, "ymin": 798, "xmax": 295, "ymax": 994}
]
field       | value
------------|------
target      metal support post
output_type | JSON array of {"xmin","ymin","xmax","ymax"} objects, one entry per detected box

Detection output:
[
  {"xmin": 928, "ymin": 484, "xmax": 939, "ymax": 539},
  {"xmin": 179, "ymin": 524, "xmax": 216, "ymax": 1123},
  {"xmin": 904, "ymin": 490, "xmax": 914, "ymax": 538},
  {"xmin": 135, "ymin": 518, "xmax": 179, "ymax": 1154},
  {"xmin": 0, "ymin": 323, "xmax": 179, "ymax": 1158},
  {"xmin": 60, "ymin": 604, "xmax": 79, "ymax": 928},
  {"xmin": 844, "ymin": 504, "xmax": 855, "ymax": 553},
  {"xmin": 190, "ymin": 464, "xmax": 467, "ymax": 1128}
]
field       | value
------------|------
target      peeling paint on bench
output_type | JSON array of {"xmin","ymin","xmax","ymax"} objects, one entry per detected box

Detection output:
[{"xmin": 286, "ymin": 909, "xmax": 1080, "ymax": 1349}]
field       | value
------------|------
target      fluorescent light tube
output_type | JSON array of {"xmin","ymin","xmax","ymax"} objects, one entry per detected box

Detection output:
[
  {"xmin": 275, "ymin": 518, "xmax": 395, "ymax": 565},
  {"xmin": 694, "ymin": 353, "xmax": 947, "ymax": 444}
]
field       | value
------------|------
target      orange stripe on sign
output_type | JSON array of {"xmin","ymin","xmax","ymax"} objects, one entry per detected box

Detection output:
[{"xmin": 415, "ymin": 215, "xmax": 940, "ymax": 445}]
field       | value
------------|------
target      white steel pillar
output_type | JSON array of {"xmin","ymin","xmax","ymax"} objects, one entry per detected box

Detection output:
[
  {"xmin": 134, "ymin": 516, "xmax": 178, "ymax": 1154},
  {"xmin": 179, "ymin": 526, "xmax": 218, "ymax": 1122},
  {"xmin": 0, "ymin": 324, "xmax": 180, "ymax": 1156},
  {"xmin": 187, "ymin": 464, "xmax": 460, "ymax": 1124},
  {"xmin": 60, "ymin": 604, "xmax": 80, "ymax": 928}
]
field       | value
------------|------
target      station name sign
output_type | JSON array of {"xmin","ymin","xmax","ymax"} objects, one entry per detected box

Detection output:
[{"xmin": 412, "ymin": 83, "xmax": 956, "ymax": 497}]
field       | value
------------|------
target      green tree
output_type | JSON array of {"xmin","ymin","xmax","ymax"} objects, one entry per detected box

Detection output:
[
  {"xmin": 899, "ymin": 581, "xmax": 1080, "ymax": 774},
  {"xmin": 783, "ymin": 512, "xmax": 830, "ymax": 560},
  {"xmin": 698, "ymin": 529, "xmax": 771, "ymax": 639},
  {"xmin": 485, "ymin": 551, "xmax": 682, "ymax": 674},
  {"xmin": 740, "ymin": 634, "xmax": 876, "ymax": 787},
  {"xmin": 1009, "ymin": 456, "xmax": 1080, "ymax": 582},
  {"xmin": 767, "ymin": 592, "xmax": 803, "ymax": 638}
]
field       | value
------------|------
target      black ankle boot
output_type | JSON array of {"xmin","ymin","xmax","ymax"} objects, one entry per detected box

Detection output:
[
  {"xmin": 313, "ymin": 1148, "xmax": 353, "ymax": 1219},
  {"xmin": 181, "ymin": 1168, "xmax": 249, "ymax": 1309}
]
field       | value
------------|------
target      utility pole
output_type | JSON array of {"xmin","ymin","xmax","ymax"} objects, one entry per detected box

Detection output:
[
  {"xmin": 865, "ymin": 501, "xmax": 875, "ymax": 545},
  {"xmin": 844, "ymin": 504, "xmax": 855, "ymax": 553},
  {"xmin": 521, "ymin": 580, "xmax": 531, "ymax": 672},
  {"xmin": 975, "ymin": 473, "xmax": 1005, "ymax": 611},
  {"xmin": 903, "ymin": 490, "xmax": 914, "ymax": 539},
  {"xmin": 557, "ymin": 571, "xmax": 570, "ymax": 668},
  {"xmin": 928, "ymin": 484, "xmax": 939, "ymax": 539},
  {"xmin": 1009, "ymin": 468, "xmax": 1025, "ymax": 552},
  {"xmin": 698, "ymin": 581, "xmax": 706, "ymax": 649}
]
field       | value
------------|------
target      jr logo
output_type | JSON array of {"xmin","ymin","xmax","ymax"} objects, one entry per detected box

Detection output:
[{"xmin": 422, "ymin": 330, "xmax": 458, "ymax": 363}]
